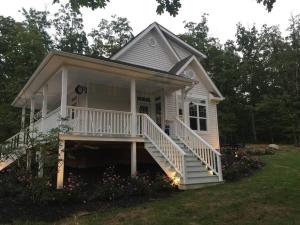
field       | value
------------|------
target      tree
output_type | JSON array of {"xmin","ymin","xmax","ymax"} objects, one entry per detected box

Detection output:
[
  {"xmin": 53, "ymin": 0, "xmax": 277, "ymax": 16},
  {"xmin": 256, "ymin": 0, "xmax": 277, "ymax": 12},
  {"xmin": 52, "ymin": 4, "xmax": 90, "ymax": 54},
  {"xmin": 89, "ymin": 15, "xmax": 133, "ymax": 57},
  {"xmin": 0, "ymin": 11, "xmax": 51, "ymax": 141}
]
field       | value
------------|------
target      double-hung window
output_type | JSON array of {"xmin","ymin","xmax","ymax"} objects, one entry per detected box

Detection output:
[{"xmin": 189, "ymin": 101, "xmax": 207, "ymax": 131}]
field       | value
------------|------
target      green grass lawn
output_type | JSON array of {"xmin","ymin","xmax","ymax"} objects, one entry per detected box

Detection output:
[{"xmin": 9, "ymin": 146, "xmax": 300, "ymax": 225}]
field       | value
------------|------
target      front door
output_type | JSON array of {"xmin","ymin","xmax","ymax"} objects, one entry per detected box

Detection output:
[
  {"xmin": 137, "ymin": 96, "xmax": 162, "ymax": 128},
  {"xmin": 155, "ymin": 97, "xmax": 162, "ymax": 127}
]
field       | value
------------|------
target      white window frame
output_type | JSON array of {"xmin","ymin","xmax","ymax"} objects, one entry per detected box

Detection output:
[{"xmin": 188, "ymin": 100, "xmax": 208, "ymax": 132}]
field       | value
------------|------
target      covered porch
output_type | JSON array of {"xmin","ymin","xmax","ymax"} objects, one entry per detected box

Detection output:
[
  {"xmin": 12, "ymin": 51, "xmax": 194, "ymax": 138},
  {"xmin": 11, "ymin": 51, "xmax": 194, "ymax": 188}
]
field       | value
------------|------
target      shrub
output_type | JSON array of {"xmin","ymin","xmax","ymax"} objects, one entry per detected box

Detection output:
[
  {"xmin": 90, "ymin": 166, "xmax": 126, "ymax": 201},
  {"xmin": 27, "ymin": 177, "xmax": 55, "ymax": 205},
  {"xmin": 90, "ymin": 167, "xmax": 175, "ymax": 202},
  {"xmin": 222, "ymin": 148, "xmax": 264, "ymax": 181},
  {"xmin": 245, "ymin": 146, "xmax": 276, "ymax": 156},
  {"xmin": 151, "ymin": 175, "xmax": 174, "ymax": 193},
  {"xmin": 0, "ymin": 168, "xmax": 28, "ymax": 199},
  {"xmin": 126, "ymin": 174, "xmax": 152, "ymax": 197}
]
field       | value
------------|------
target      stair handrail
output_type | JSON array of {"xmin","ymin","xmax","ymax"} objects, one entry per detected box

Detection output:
[
  {"xmin": 0, "ymin": 129, "xmax": 28, "ymax": 162},
  {"xmin": 174, "ymin": 117, "xmax": 223, "ymax": 181},
  {"xmin": 141, "ymin": 114, "xmax": 186, "ymax": 179}
]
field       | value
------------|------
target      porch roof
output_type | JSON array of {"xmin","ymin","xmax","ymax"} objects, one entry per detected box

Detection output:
[{"xmin": 12, "ymin": 51, "xmax": 195, "ymax": 108}]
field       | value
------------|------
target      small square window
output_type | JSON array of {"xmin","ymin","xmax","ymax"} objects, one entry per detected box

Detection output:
[{"xmin": 178, "ymin": 108, "xmax": 183, "ymax": 115}]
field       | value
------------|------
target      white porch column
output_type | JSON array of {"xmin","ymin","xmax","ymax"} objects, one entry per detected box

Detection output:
[
  {"xmin": 181, "ymin": 88, "xmax": 186, "ymax": 123},
  {"xmin": 57, "ymin": 68, "xmax": 68, "ymax": 189},
  {"xmin": 60, "ymin": 67, "xmax": 68, "ymax": 119},
  {"xmin": 57, "ymin": 139, "xmax": 65, "ymax": 189},
  {"xmin": 41, "ymin": 84, "xmax": 48, "ymax": 132},
  {"xmin": 130, "ymin": 79, "xmax": 137, "ymax": 136},
  {"xmin": 131, "ymin": 142, "xmax": 137, "ymax": 176},
  {"xmin": 27, "ymin": 97, "xmax": 35, "ymax": 171},
  {"xmin": 38, "ymin": 85, "xmax": 48, "ymax": 178},
  {"xmin": 21, "ymin": 106, "xmax": 26, "ymax": 131},
  {"xmin": 29, "ymin": 97, "xmax": 35, "ymax": 130}
]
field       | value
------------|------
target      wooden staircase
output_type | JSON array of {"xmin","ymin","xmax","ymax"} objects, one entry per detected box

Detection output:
[
  {"xmin": 144, "ymin": 137, "xmax": 220, "ymax": 190},
  {"xmin": 0, "ymin": 131, "xmax": 28, "ymax": 171}
]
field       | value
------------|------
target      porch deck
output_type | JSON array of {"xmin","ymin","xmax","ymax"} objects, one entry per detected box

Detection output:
[{"xmin": 1, "ymin": 106, "xmax": 223, "ymax": 190}]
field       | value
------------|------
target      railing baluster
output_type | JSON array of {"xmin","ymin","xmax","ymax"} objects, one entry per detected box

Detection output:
[{"xmin": 173, "ymin": 118, "xmax": 222, "ymax": 181}]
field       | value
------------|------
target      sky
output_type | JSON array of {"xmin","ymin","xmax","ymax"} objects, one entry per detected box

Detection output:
[{"xmin": 1, "ymin": 0, "xmax": 300, "ymax": 43}]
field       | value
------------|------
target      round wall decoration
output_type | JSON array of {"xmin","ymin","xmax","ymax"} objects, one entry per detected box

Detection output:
[
  {"xmin": 148, "ymin": 37, "xmax": 157, "ymax": 47},
  {"xmin": 184, "ymin": 69, "xmax": 196, "ymax": 79}
]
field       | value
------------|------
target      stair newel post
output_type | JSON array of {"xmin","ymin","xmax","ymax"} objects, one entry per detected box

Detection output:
[
  {"xmin": 217, "ymin": 154, "xmax": 223, "ymax": 182},
  {"xmin": 182, "ymin": 153, "xmax": 187, "ymax": 184}
]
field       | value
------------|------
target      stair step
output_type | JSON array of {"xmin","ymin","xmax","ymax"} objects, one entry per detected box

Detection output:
[
  {"xmin": 185, "ymin": 166, "xmax": 207, "ymax": 172},
  {"xmin": 187, "ymin": 171, "xmax": 211, "ymax": 178},
  {"xmin": 185, "ymin": 157, "xmax": 201, "ymax": 162},
  {"xmin": 186, "ymin": 161, "xmax": 203, "ymax": 167},
  {"xmin": 179, "ymin": 182, "xmax": 222, "ymax": 190},
  {"xmin": 185, "ymin": 175, "xmax": 219, "ymax": 184}
]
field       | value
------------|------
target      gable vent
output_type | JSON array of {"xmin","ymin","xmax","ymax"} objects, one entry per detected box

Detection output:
[
  {"xmin": 148, "ymin": 37, "xmax": 157, "ymax": 47},
  {"xmin": 184, "ymin": 69, "xmax": 195, "ymax": 79}
]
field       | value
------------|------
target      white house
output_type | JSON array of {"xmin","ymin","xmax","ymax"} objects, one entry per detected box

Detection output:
[{"xmin": 0, "ymin": 22, "xmax": 224, "ymax": 190}]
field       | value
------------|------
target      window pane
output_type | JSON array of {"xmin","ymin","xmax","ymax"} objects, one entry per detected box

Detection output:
[
  {"xmin": 198, "ymin": 105, "xmax": 206, "ymax": 118},
  {"xmin": 189, "ymin": 103, "xmax": 197, "ymax": 117},
  {"xmin": 190, "ymin": 117, "xmax": 198, "ymax": 130},
  {"xmin": 199, "ymin": 119, "xmax": 207, "ymax": 131}
]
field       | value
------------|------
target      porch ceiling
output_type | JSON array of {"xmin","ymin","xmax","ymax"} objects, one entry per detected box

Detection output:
[{"xmin": 12, "ymin": 51, "xmax": 194, "ymax": 108}]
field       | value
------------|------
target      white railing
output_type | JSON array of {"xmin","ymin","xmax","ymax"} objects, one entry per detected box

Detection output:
[
  {"xmin": 174, "ymin": 118, "xmax": 223, "ymax": 181},
  {"xmin": 0, "ymin": 129, "xmax": 30, "ymax": 168},
  {"xmin": 141, "ymin": 114, "xmax": 186, "ymax": 178},
  {"xmin": 67, "ymin": 106, "xmax": 133, "ymax": 135},
  {"xmin": 43, "ymin": 107, "xmax": 61, "ymax": 132}
]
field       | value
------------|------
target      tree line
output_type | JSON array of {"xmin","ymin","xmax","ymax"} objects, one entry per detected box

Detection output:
[{"xmin": 1, "ymin": 4, "xmax": 300, "ymax": 145}]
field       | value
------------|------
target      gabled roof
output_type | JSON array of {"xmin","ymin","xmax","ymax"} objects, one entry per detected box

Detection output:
[
  {"xmin": 169, "ymin": 55, "xmax": 193, "ymax": 74},
  {"xmin": 110, "ymin": 22, "xmax": 180, "ymax": 62},
  {"xmin": 156, "ymin": 23, "xmax": 207, "ymax": 59},
  {"xmin": 110, "ymin": 22, "xmax": 207, "ymax": 62},
  {"xmin": 174, "ymin": 55, "xmax": 224, "ymax": 100}
]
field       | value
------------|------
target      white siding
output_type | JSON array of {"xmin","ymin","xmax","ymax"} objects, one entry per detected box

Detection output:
[
  {"xmin": 165, "ymin": 92, "xmax": 177, "ymax": 121},
  {"xmin": 169, "ymin": 40, "xmax": 191, "ymax": 59},
  {"xmin": 164, "ymin": 62, "xmax": 221, "ymax": 149},
  {"xmin": 117, "ymin": 29, "xmax": 177, "ymax": 71},
  {"xmin": 87, "ymin": 83, "xmax": 130, "ymax": 111},
  {"xmin": 185, "ymin": 76, "xmax": 220, "ymax": 149}
]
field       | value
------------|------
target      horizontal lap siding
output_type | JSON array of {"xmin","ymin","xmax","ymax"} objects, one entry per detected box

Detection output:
[
  {"xmin": 118, "ymin": 30, "xmax": 176, "ymax": 71},
  {"xmin": 88, "ymin": 84, "xmax": 130, "ymax": 111},
  {"xmin": 165, "ymin": 92, "xmax": 177, "ymax": 121},
  {"xmin": 197, "ymin": 102, "xmax": 220, "ymax": 149},
  {"xmin": 185, "ymin": 71, "xmax": 220, "ymax": 149}
]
